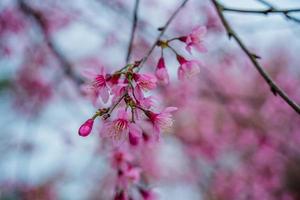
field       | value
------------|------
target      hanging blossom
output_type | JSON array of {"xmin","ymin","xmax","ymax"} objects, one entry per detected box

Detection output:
[
  {"xmin": 78, "ymin": 25, "xmax": 207, "ymax": 200},
  {"xmin": 153, "ymin": 25, "xmax": 206, "ymax": 84},
  {"xmin": 155, "ymin": 57, "xmax": 169, "ymax": 85},
  {"xmin": 177, "ymin": 55, "xmax": 201, "ymax": 80},
  {"xmin": 78, "ymin": 60, "xmax": 178, "ymax": 144},
  {"xmin": 108, "ymin": 148, "xmax": 157, "ymax": 200},
  {"xmin": 178, "ymin": 26, "xmax": 207, "ymax": 54},
  {"xmin": 81, "ymin": 66, "xmax": 111, "ymax": 103}
]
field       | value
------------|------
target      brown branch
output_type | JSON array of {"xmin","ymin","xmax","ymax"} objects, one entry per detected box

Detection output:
[
  {"xmin": 126, "ymin": 0, "xmax": 140, "ymax": 63},
  {"xmin": 138, "ymin": 0, "xmax": 189, "ymax": 71},
  {"xmin": 18, "ymin": 0, "xmax": 83, "ymax": 85},
  {"xmin": 210, "ymin": 0, "xmax": 300, "ymax": 115},
  {"xmin": 255, "ymin": 0, "xmax": 300, "ymax": 24},
  {"xmin": 223, "ymin": 7, "xmax": 300, "ymax": 15}
]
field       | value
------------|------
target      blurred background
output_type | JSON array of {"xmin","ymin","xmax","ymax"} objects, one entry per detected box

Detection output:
[{"xmin": 1, "ymin": 0, "xmax": 300, "ymax": 199}]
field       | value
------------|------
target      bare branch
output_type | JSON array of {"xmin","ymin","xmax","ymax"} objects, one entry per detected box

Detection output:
[
  {"xmin": 18, "ymin": 0, "xmax": 83, "ymax": 85},
  {"xmin": 255, "ymin": 0, "xmax": 300, "ymax": 24},
  {"xmin": 126, "ymin": 0, "xmax": 140, "ymax": 63},
  {"xmin": 210, "ymin": 0, "xmax": 300, "ymax": 115},
  {"xmin": 223, "ymin": 7, "xmax": 300, "ymax": 15}
]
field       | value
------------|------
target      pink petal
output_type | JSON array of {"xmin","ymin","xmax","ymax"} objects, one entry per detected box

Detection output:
[
  {"xmin": 164, "ymin": 107, "xmax": 178, "ymax": 113},
  {"xmin": 100, "ymin": 87, "xmax": 110, "ymax": 103}
]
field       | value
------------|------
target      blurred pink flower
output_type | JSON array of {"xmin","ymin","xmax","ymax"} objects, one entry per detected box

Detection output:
[
  {"xmin": 179, "ymin": 26, "xmax": 207, "ymax": 54},
  {"xmin": 155, "ymin": 57, "xmax": 169, "ymax": 85},
  {"xmin": 176, "ymin": 55, "xmax": 201, "ymax": 80},
  {"xmin": 102, "ymin": 109, "xmax": 130, "ymax": 141},
  {"xmin": 139, "ymin": 188, "xmax": 157, "ymax": 200},
  {"xmin": 128, "ymin": 123, "xmax": 142, "ymax": 146},
  {"xmin": 146, "ymin": 107, "xmax": 177, "ymax": 137},
  {"xmin": 82, "ymin": 67, "xmax": 110, "ymax": 103},
  {"xmin": 134, "ymin": 73, "xmax": 157, "ymax": 91}
]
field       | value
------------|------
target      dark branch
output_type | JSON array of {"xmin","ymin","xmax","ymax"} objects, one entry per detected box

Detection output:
[
  {"xmin": 255, "ymin": 0, "xmax": 300, "ymax": 24},
  {"xmin": 18, "ymin": 0, "xmax": 83, "ymax": 85},
  {"xmin": 223, "ymin": 7, "xmax": 300, "ymax": 15},
  {"xmin": 126, "ymin": 0, "xmax": 140, "ymax": 63},
  {"xmin": 210, "ymin": 0, "xmax": 300, "ymax": 115}
]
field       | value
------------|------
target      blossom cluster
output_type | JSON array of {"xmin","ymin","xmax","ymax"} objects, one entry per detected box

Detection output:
[
  {"xmin": 78, "ymin": 26, "xmax": 207, "ymax": 147},
  {"xmin": 77, "ymin": 26, "xmax": 207, "ymax": 199},
  {"xmin": 110, "ymin": 148, "xmax": 156, "ymax": 200}
]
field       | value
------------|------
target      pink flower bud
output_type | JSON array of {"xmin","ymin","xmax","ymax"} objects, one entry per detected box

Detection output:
[
  {"xmin": 114, "ymin": 191, "xmax": 126, "ymax": 200},
  {"xmin": 157, "ymin": 57, "xmax": 166, "ymax": 69},
  {"xmin": 176, "ymin": 55, "xmax": 188, "ymax": 65},
  {"xmin": 139, "ymin": 188, "xmax": 156, "ymax": 200},
  {"xmin": 129, "ymin": 131, "xmax": 139, "ymax": 146},
  {"xmin": 155, "ymin": 57, "xmax": 169, "ymax": 85},
  {"xmin": 128, "ymin": 123, "xmax": 141, "ymax": 146},
  {"xmin": 178, "ymin": 36, "xmax": 187, "ymax": 42},
  {"xmin": 78, "ymin": 119, "xmax": 94, "ymax": 137}
]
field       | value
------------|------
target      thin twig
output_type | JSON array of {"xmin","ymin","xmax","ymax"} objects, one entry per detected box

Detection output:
[
  {"xmin": 138, "ymin": 0, "xmax": 189, "ymax": 71},
  {"xmin": 223, "ymin": 7, "xmax": 300, "ymax": 15},
  {"xmin": 255, "ymin": 0, "xmax": 300, "ymax": 24},
  {"xmin": 107, "ymin": 93, "xmax": 127, "ymax": 116},
  {"xmin": 126, "ymin": 0, "xmax": 140, "ymax": 63},
  {"xmin": 210, "ymin": 0, "xmax": 300, "ymax": 115}
]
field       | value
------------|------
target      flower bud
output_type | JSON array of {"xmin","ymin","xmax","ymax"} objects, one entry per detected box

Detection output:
[
  {"xmin": 129, "ymin": 131, "xmax": 139, "ymax": 146},
  {"xmin": 78, "ymin": 119, "xmax": 94, "ymax": 137}
]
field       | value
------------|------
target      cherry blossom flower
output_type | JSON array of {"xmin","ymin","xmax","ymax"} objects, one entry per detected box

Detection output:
[
  {"xmin": 137, "ymin": 96, "xmax": 155, "ymax": 110},
  {"xmin": 78, "ymin": 118, "xmax": 94, "ymax": 137},
  {"xmin": 176, "ymin": 55, "xmax": 201, "ymax": 80},
  {"xmin": 111, "ymin": 82, "xmax": 128, "ymax": 103},
  {"xmin": 128, "ymin": 123, "xmax": 142, "ymax": 146},
  {"xmin": 139, "ymin": 188, "xmax": 157, "ymax": 200},
  {"xmin": 107, "ymin": 73, "xmax": 121, "ymax": 87},
  {"xmin": 102, "ymin": 110, "xmax": 143, "ymax": 145},
  {"xmin": 119, "ymin": 165, "xmax": 141, "ymax": 186},
  {"xmin": 113, "ymin": 190, "xmax": 127, "ymax": 200},
  {"xmin": 133, "ymin": 73, "xmax": 157, "ymax": 91},
  {"xmin": 155, "ymin": 57, "xmax": 169, "ymax": 85},
  {"xmin": 102, "ymin": 109, "xmax": 130, "ymax": 141},
  {"xmin": 146, "ymin": 107, "xmax": 178, "ymax": 137},
  {"xmin": 179, "ymin": 26, "xmax": 207, "ymax": 54},
  {"xmin": 111, "ymin": 149, "xmax": 133, "ymax": 169},
  {"xmin": 82, "ymin": 67, "xmax": 110, "ymax": 103}
]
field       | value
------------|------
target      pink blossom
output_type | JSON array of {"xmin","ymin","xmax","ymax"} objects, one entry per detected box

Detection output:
[
  {"xmin": 82, "ymin": 67, "xmax": 110, "ymax": 103},
  {"xmin": 177, "ymin": 55, "xmax": 201, "ymax": 80},
  {"xmin": 139, "ymin": 188, "xmax": 157, "ymax": 200},
  {"xmin": 122, "ymin": 165, "xmax": 141, "ymax": 184},
  {"xmin": 111, "ymin": 82, "xmax": 128, "ymax": 103},
  {"xmin": 78, "ymin": 119, "xmax": 94, "ymax": 137},
  {"xmin": 111, "ymin": 149, "xmax": 133, "ymax": 169},
  {"xmin": 102, "ymin": 109, "xmax": 130, "ymax": 141},
  {"xmin": 102, "ymin": 110, "xmax": 143, "ymax": 145},
  {"xmin": 107, "ymin": 73, "xmax": 121, "ymax": 87},
  {"xmin": 133, "ymin": 73, "xmax": 157, "ymax": 91},
  {"xmin": 179, "ymin": 26, "xmax": 207, "ymax": 54},
  {"xmin": 128, "ymin": 123, "xmax": 142, "ymax": 146},
  {"xmin": 155, "ymin": 57, "xmax": 169, "ymax": 85},
  {"xmin": 137, "ymin": 96, "xmax": 155, "ymax": 110},
  {"xmin": 113, "ymin": 190, "xmax": 127, "ymax": 200},
  {"xmin": 146, "ymin": 107, "xmax": 177, "ymax": 135}
]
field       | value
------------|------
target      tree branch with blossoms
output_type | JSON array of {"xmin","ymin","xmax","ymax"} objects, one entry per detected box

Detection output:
[
  {"xmin": 76, "ymin": 0, "xmax": 215, "ymax": 198},
  {"xmin": 210, "ymin": 0, "xmax": 300, "ymax": 115}
]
